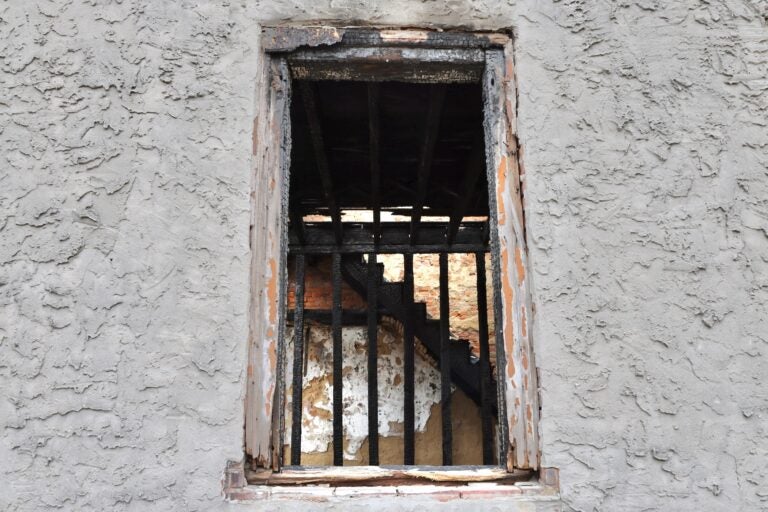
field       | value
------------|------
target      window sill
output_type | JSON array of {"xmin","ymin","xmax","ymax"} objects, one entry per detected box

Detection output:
[
  {"xmin": 227, "ymin": 482, "xmax": 561, "ymax": 510},
  {"xmin": 224, "ymin": 463, "xmax": 561, "ymax": 508}
]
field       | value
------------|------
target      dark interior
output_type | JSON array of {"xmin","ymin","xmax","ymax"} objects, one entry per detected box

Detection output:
[{"xmin": 289, "ymin": 80, "xmax": 487, "ymax": 221}]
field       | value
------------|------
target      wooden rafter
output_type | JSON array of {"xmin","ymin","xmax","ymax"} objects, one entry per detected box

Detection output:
[
  {"xmin": 300, "ymin": 81, "xmax": 343, "ymax": 245},
  {"xmin": 409, "ymin": 84, "xmax": 447, "ymax": 245},
  {"xmin": 368, "ymin": 83, "xmax": 381, "ymax": 245},
  {"xmin": 447, "ymin": 133, "xmax": 485, "ymax": 245}
]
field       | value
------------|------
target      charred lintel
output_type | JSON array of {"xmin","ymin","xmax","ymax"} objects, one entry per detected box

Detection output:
[
  {"xmin": 368, "ymin": 83, "xmax": 381, "ymax": 245},
  {"xmin": 300, "ymin": 81, "xmax": 343, "ymax": 245},
  {"xmin": 447, "ymin": 135, "xmax": 485, "ymax": 245},
  {"xmin": 289, "ymin": 48, "xmax": 484, "ymax": 84},
  {"xmin": 262, "ymin": 27, "xmax": 509, "ymax": 54},
  {"xmin": 410, "ymin": 84, "xmax": 447, "ymax": 245},
  {"xmin": 289, "ymin": 222, "xmax": 488, "ymax": 254}
]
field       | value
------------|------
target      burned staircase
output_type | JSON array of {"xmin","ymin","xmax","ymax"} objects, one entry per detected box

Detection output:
[{"xmin": 340, "ymin": 254, "xmax": 496, "ymax": 412}]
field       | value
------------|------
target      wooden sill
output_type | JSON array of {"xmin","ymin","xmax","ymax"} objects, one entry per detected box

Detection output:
[{"xmin": 246, "ymin": 465, "xmax": 532, "ymax": 487}]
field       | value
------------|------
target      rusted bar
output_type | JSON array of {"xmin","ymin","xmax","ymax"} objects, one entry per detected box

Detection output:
[
  {"xmin": 410, "ymin": 84, "xmax": 447, "ymax": 245},
  {"xmin": 290, "ymin": 255, "xmax": 306, "ymax": 465},
  {"xmin": 367, "ymin": 253, "xmax": 379, "ymax": 465},
  {"xmin": 403, "ymin": 253, "xmax": 416, "ymax": 465},
  {"xmin": 475, "ymin": 252, "xmax": 493, "ymax": 465},
  {"xmin": 439, "ymin": 252, "xmax": 453, "ymax": 465},
  {"xmin": 332, "ymin": 252, "xmax": 343, "ymax": 466}
]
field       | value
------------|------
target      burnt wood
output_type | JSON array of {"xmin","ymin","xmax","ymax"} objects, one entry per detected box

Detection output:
[
  {"xmin": 289, "ymin": 222, "xmax": 488, "ymax": 254},
  {"xmin": 447, "ymin": 134, "xmax": 486, "ymax": 245},
  {"xmin": 368, "ymin": 83, "xmax": 381, "ymax": 245},
  {"xmin": 410, "ymin": 84, "xmax": 447, "ymax": 245},
  {"xmin": 288, "ymin": 47, "xmax": 484, "ymax": 83},
  {"xmin": 299, "ymin": 81, "xmax": 343, "ymax": 245}
]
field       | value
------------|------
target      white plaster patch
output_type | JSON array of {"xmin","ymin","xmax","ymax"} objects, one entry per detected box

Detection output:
[{"xmin": 285, "ymin": 325, "xmax": 441, "ymax": 459}]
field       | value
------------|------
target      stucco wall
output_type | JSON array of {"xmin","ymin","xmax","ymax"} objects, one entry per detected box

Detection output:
[{"xmin": 1, "ymin": 1, "xmax": 766, "ymax": 511}]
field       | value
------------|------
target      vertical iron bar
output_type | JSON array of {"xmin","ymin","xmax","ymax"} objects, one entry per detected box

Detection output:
[
  {"xmin": 290, "ymin": 255, "xmax": 306, "ymax": 465},
  {"xmin": 476, "ymin": 252, "xmax": 494, "ymax": 465},
  {"xmin": 332, "ymin": 252, "xmax": 344, "ymax": 466},
  {"xmin": 403, "ymin": 253, "xmax": 416, "ymax": 465},
  {"xmin": 367, "ymin": 253, "xmax": 379, "ymax": 465},
  {"xmin": 439, "ymin": 252, "xmax": 453, "ymax": 465}
]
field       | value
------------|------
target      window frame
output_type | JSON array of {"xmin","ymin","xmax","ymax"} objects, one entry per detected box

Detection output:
[{"xmin": 244, "ymin": 26, "xmax": 539, "ymax": 481}]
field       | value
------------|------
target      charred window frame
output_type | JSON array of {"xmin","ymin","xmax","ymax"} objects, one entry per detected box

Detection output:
[{"xmin": 245, "ymin": 27, "xmax": 539, "ymax": 484}]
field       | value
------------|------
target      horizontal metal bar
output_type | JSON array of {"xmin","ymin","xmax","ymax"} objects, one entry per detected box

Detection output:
[
  {"xmin": 287, "ymin": 309, "xmax": 379, "ymax": 325},
  {"xmin": 289, "ymin": 222, "xmax": 489, "ymax": 254},
  {"xmin": 290, "ymin": 244, "xmax": 488, "ymax": 254}
]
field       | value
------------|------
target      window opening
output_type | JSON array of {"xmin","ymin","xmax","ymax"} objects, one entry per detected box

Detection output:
[{"xmin": 284, "ymin": 78, "xmax": 499, "ymax": 468}]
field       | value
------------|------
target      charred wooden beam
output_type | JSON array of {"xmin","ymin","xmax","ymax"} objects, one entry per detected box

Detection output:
[
  {"xmin": 368, "ymin": 83, "xmax": 381, "ymax": 245},
  {"xmin": 447, "ymin": 134, "xmax": 485, "ymax": 245},
  {"xmin": 410, "ymin": 84, "xmax": 447, "ymax": 245},
  {"xmin": 300, "ymin": 81, "xmax": 343, "ymax": 245},
  {"xmin": 290, "ymin": 255, "xmax": 306, "ymax": 465},
  {"xmin": 289, "ymin": 222, "xmax": 488, "ymax": 254},
  {"xmin": 288, "ymin": 48, "xmax": 484, "ymax": 83}
]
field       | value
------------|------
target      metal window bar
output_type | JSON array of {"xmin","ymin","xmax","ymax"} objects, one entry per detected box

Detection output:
[
  {"xmin": 286, "ymin": 249, "xmax": 496, "ymax": 468},
  {"xmin": 366, "ymin": 253, "xmax": 379, "ymax": 465},
  {"xmin": 439, "ymin": 252, "xmax": 453, "ymax": 465},
  {"xmin": 331, "ymin": 252, "xmax": 344, "ymax": 466},
  {"xmin": 403, "ymin": 253, "xmax": 416, "ymax": 465},
  {"xmin": 290, "ymin": 255, "xmax": 307, "ymax": 465}
]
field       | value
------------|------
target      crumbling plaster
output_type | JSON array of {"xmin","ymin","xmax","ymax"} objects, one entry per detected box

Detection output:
[{"xmin": 1, "ymin": 1, "xmax": 766, "ymax": 511}]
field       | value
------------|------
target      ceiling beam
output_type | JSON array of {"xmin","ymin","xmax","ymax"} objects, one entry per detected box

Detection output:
[
  {"xmin": 368, "ymin": 83, "xmax": 381, "ymax": 245},
  {"xmin": 447, "ymin": 134, "xmax": 485, "ymax": 245},
  {"xmin": 299, "ymin": 81, "xmax": 343, "ymax": 245},
  {"xmin": 409, "ymin": 84, "xmax": 447, "ymax": 245}
]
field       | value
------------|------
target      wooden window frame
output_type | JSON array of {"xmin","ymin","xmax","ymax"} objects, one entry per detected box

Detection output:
[{"xmin": 245, "ymin": 26, "xmax": 539, "ymax": 483}]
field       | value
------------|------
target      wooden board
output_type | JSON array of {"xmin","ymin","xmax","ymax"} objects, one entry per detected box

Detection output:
[
  {"xmin": 246, "ymin": 466, "xmax": 532, "ymax": 486},
  {"xmin": 483, "ymin": 46, "xmax": 540, "ymax": 470},
  {"xmin": 245, "ymin": 56, "xmax": 292, "ymax": 469}
]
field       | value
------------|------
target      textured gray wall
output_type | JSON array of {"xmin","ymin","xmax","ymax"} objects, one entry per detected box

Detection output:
[{"xmin": 1, "ymin": 1, "xmax": 766, "ymax": 511}]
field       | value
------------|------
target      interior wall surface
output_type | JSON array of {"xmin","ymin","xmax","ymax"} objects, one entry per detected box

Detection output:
[{"xmin": 1, "ymin": 1, "xmax": 766, "ymax": 511}]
